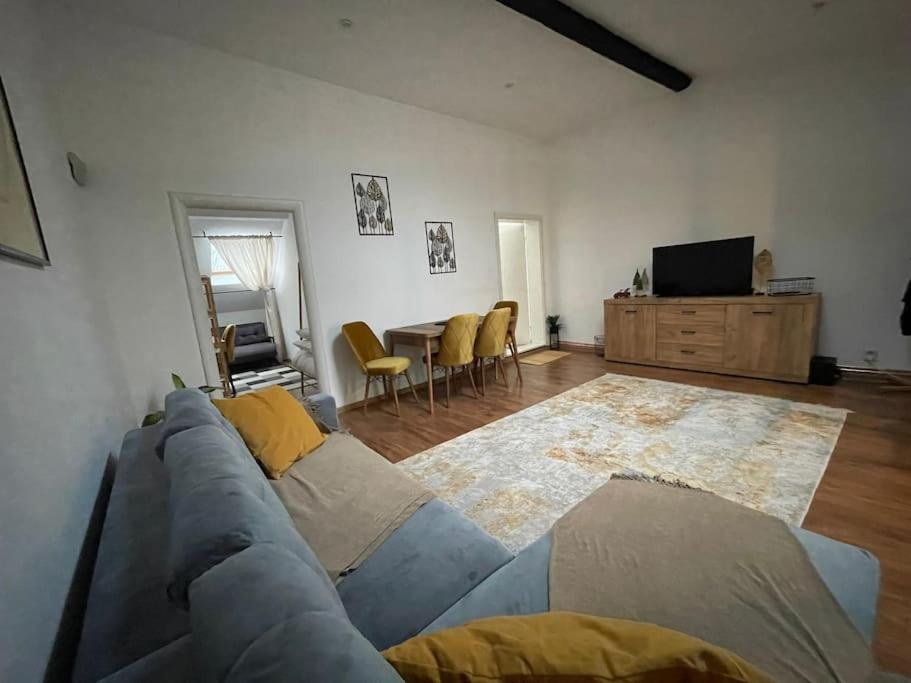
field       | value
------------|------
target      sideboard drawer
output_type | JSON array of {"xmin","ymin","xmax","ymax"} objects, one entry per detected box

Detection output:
[
  {"xmin": 657, "ymin": 306, "xmax": 725, "ymax": 326},
  {"xmin": 657, "ymin": 342, "xmax": 724, "ymax": 366},
  {"xmin": 656, "ymin": 323, "xmax": 724, "ymax": 346}
]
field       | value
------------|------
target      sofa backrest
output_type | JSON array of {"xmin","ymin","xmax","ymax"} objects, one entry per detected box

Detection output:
[
  {"xmin": 234, "ymin": 321, "xmax": 270, "ymax": 346},
  {"xmin": 157, "ymin": 389, "xmax": 398, "ymax": 681},
  {"xmin": 190, "ymin": 543, "xmax": 402, "ymax": 682}
]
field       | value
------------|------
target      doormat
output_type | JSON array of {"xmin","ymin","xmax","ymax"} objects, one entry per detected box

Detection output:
[{"xmin": 520, "ymin": 350, "xmax": 571, "ymax": 366}]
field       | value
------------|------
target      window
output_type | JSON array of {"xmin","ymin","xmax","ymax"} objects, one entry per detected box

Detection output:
[{"xmin": 210, "ymin": 244, "xmax": 241, "ymax": 286}]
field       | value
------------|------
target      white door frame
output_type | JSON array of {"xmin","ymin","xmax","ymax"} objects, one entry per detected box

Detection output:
[
  {"xmin": 169, "ymin": 191, "xmax": 329, "ymax": 393},
  {"xmin": 493, "ymin": 212, "xmax": 547, "ymax": 348}
]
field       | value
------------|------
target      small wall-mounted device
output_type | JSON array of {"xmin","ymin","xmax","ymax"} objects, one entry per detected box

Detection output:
[{"xmin": 66, "ymin": 152, "xmax": 87, "ymax": 186}]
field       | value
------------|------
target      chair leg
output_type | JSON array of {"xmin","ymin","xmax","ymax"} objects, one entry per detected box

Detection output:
[
  {"xmin": 444, "ymin": 366, "xmax": 451, "ymax": 408},
  {"xmin": 362, "ymin": 375, "xmax": 371, "ymax": 414},
  {"xmin": 480, "ymin": 357, "xmax": 487, "ymax": 395},
  {"xmin": 404, "ymin": 370, "xmax": 421, "ymax": 406},
  {"xmin": 390, "ymin": 375, "xmax": 401, "ymax": 417},
  {"xmin": 497, "ymin": 357, "xmax": 510, "ymax": 389},
  {"xmin": 466, "ymin": 364, "xmax": 479, "ymax": 399}
]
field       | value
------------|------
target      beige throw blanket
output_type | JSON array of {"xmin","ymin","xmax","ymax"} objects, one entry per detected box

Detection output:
[
  {"xmin": 272, "ymin": 433, "xmax": 433, "ymax": 581},
  {"xmin": 550, "ymin": 480, "xmax": 874, "ymax": 682}
]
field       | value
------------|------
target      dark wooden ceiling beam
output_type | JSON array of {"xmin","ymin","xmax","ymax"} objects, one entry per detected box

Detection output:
[{"xmin": 496, "ymin": 0, "xmax": 692, "ymax": 92}]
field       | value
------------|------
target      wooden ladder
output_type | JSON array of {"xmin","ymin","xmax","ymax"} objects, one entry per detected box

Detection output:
[{"xmin": 202, "ymin": 276, "xmax": 232, "ymax": 396}]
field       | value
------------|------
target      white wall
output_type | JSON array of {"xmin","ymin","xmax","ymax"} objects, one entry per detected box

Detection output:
[
  {"xmin": 40, "ymin": 6, "xmax": 550, "ymax": 412},
  {"xmin": 548, "ymin": 58, "xmax": 911, "ymax": 369},
  {"xmin": 274, "ymin": 218, "xmax": 303, "ymax": 359},
  {"xmin": 0, "ymin": 1, "xmax": 135, "ymax": 679}
]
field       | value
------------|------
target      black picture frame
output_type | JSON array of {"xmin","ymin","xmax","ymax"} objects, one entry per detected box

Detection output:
[
  {"xmin": 350, "ymin": 173, "xmax": 394, "ymax": 236},
  {"xmin": 425, "ymin": 221, "xmax": 456, "ymax": 275},
  {"xmin": 0, "ymin": 75, "xmax": 49, "ymax": 266}
]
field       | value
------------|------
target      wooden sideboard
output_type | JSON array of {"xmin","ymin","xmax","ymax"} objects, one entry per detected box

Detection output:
[{"xmin": 603, "ymin": 294, "xmax": 820, "ymax": 383}]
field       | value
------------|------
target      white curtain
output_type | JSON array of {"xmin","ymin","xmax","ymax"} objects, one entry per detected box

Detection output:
[{"xmin": 208, "ymin": 236, "xmax": 287, "ymax": 361}]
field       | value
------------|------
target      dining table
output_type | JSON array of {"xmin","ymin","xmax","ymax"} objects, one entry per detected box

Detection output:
[{"xmin": 386, "ymin": 314, "xmax": 521, "ymax": 415}]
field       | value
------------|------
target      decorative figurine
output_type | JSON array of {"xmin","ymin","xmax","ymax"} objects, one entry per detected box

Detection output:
[{"xmin": 754, "ymin": 249, "xmax": 773, "ymax": 293}]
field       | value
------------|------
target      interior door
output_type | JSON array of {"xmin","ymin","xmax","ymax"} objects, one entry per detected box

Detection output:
[
  {"xmin": 605, "ymin": 304, "xmax": 656, "ymax": 361},
  {"xmin": 723, "ymin": 304, "xmax": 806, "ymax": 376}
]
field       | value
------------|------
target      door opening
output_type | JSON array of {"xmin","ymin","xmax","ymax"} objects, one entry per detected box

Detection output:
[{"xmin": 496, "ymin": 215, "xmax": 545, "ymax": 353}]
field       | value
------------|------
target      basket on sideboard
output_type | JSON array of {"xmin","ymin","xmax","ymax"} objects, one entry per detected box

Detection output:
[{"xmin": 766, "ymin": 277, "xmax": 815, "ymax": 296}]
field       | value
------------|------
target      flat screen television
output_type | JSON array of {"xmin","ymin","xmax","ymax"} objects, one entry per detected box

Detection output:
[{"xmin": 652, "ymin": 236, "xmax": 754, "ymax": 297}]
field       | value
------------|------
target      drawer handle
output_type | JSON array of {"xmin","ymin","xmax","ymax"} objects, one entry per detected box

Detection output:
[
  {"xmin": 624, "ymin": 309, "xmax": 638, "ymax": 314},
  {"xmin": 680, "ymin": 349, "xmax": 696, "ymax": 355},
  {"xmin": 681, "ymin": 330, "xmax": 696, "ymax": 335},
  {"xmin": 680, "ymin": 310, "xmax": 697, "ymax": 315},
  {"xmin": 752, "ymin": 310, "xmax": 774, "ymax": 316}
]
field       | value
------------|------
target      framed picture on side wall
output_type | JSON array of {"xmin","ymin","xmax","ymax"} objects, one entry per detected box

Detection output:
[{"xmin": 0, "ymin": 75, "xmax": 49, "ymax": 266}]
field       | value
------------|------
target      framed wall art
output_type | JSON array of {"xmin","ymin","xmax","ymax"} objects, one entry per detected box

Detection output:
[
  {"xmin": 425, "ymin": 221, "xmax": 456, "ymax": 275},
  {"xmin": 0, "ymin": 76, "xmax": 49, "ymax": 266},
  {"xmin": 351, "ymin": 173, "xmax": 394, "ymax": 236}
]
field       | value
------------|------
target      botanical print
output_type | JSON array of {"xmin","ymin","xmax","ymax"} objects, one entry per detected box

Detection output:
[
  {"xmin": 351, "ymin": 173, "xmax": 394, "ymax": 235},
  {"xmin": 400, "ymin": 372, "xmax": 847, "ymax": 552},
  {"xmin": 425, "ymin": 221, "xmax": 456, "ymax": 274}
]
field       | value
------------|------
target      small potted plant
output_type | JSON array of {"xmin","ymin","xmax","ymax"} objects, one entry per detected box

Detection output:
[{"xmin": 546, "ymin": 314, "xmax": 563, "ymax": 350}]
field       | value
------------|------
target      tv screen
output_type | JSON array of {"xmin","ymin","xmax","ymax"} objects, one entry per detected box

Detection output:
[{"xmin": 652, "ymin": 236, "xmax": 754, "ymax": 297}]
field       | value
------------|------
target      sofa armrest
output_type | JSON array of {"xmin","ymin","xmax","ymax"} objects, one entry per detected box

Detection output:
[{"xmin": 304, "ymin": 393, "xmax": 339, "ymax": 431}]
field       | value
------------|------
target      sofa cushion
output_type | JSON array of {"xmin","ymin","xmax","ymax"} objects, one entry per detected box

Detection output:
[
  {"xmin": 234, "ymin": 321, "xmax": 270, "ymax": 345},
  {"xmin": 98, "ymin": 634, "xmax": 193, "ymax": 683},
  {"xmin": 232, "ymin": 341, "xmax": 276, "ymax": 363},
  {"xmin": 155, "ymin": 388, "xmax": 247, "ymax": 459},
  {"xmin": 189, "ymin": 543, "xmax": 402, "ymax": 682},
  {"xmin": 162, "ymin": 425, "xmax": 337, "ymax": 608},
  {"xmin": 338, "ymin": 498, "xmax": 513, "ymax": 650},
  {"xmin": 421, "ymin": 532, "xmax": 551, "ymax": 636},
  {"xmin": 790, "ymin": 526, "xmax": 880, "ymax": 644},
  {"xmin": 73, "ymin": 426, "xmax": 190, "ymax": 683}
]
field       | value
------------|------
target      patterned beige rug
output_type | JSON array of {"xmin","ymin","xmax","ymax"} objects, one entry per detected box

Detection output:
[{"xmin": 399, "ymin": 372, "xmax": 847, "ymax": 552}]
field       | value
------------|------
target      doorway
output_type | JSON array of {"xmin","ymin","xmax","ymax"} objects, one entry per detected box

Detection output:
[
  {"xmin": 170, "ymin": 193, "xmax": 326, "ymax": 397},
  {"xmin": 495, "ymin": 215, "xmax": 546, "ymax": 352}
]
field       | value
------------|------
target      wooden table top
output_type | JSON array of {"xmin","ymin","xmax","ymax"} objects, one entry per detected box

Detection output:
[{"xmin": 387, "ymin": 314, "xmax": 517, "ymax": 341}]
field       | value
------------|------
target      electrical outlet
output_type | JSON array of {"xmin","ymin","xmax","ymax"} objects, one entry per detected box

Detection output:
[{"xmin": 863, "ymin": 349, "xmax": 879, "ymax": 366}]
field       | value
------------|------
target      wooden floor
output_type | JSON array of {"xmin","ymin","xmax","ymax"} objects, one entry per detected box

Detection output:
[{"xmin": 343, "ymin": 351, "xmax": 911, "ymax": 673}]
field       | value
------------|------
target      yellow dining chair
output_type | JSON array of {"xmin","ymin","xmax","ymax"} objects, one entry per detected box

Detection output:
[
  {"xmin": 430, "ymin": 313, "xmax": 480, "ymax": 407},
  {"xmin": 342, "ymin": 321, "xmax": 420, "ymax": 417},
  {"xmin": 493, "ymin": 300, "xmax": 523, "ymax": 385},
  {"xmin": 474, "ymin": 307, "xmax": 510, "ymax": 395}
]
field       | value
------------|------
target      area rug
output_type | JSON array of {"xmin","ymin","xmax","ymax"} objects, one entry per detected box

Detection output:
[
  {"xmin": 519, "ymin": 350, "xmax": 571, "ymax": 365},
  {"xmin": 232, "ymin": 364, "xmax": 318, "ymax": 395},
  {"xmin": 398, "ymin": 372, "xmax": 847, "ymax": 552}
]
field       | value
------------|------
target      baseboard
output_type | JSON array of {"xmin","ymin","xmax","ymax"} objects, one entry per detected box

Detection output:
[{"xmin": 558, "ymin": 340, "xmax": 600, "ymax": 354}]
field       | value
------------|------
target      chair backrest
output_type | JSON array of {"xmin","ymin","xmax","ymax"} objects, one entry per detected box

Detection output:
[
  {"xmin": 221, "ymin": 324, "xmax": 237, "ymax": 363},
  {"xmin": 493, "ymin": 300, "xmax": 518, "ymax": 335},
  {"xmin": 342, "ymin": 321, "xmax": 387, "ymax": 374},
  {"xmin": 474, "ymin": 307, "xmax": 510, "ymax": 357},
  {"xmin": 437, "ymin": 313, "xmax": 479, "ymax": 367}
]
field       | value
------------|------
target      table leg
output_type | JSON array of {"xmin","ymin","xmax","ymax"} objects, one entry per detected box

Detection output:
[
  {"xmin": 509, "ymin": 331, "xmax": 523, "ymax": 384},
  {"xmin": 424, "ymin": 338, "xmax": 435, "ymax": 415}
]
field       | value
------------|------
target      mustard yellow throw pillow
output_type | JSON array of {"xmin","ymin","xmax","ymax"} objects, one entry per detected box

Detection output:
[
  {"xmin": 382, "ymin": 612, "xmax": 772, "ymax": 683},
  {"xmin": 213, "ymin": 386, "xmax": 325, "ymax": 478}
]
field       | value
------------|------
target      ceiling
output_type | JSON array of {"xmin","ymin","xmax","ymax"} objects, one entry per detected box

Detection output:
[{"xmin": 70, "ymin": 0, "xmax": 911, "ymax": 141}]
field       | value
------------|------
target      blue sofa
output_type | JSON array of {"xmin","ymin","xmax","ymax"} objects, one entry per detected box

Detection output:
[{"xmin": 73, "ymin": 389, "xmax": 882, "ymax": 681}]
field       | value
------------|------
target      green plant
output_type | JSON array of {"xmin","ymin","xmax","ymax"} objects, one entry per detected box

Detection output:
[
  {"xmin": 545, "ymin": 314, "xmax": 563, "ymax": 333},
  {"xmin": 141, "ymin": 373, "xmax": 220, "ymax": 427}
]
